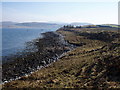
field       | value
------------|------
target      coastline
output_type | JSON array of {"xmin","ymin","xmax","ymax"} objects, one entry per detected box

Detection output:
[
  {"xmin": 2, "ymin": 31, "xmax": 74, "ymax": 83},
  {"xmin": 2, "ymin": 25, "xmax": 120, "ymax": 88}
]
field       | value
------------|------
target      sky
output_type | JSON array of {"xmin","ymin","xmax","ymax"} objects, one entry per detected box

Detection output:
[{"xmin": 2, "ymin": 2, "xmax": 118, "ymax": 24}]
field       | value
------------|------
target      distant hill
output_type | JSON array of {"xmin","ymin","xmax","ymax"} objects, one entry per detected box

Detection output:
[
  {"xmin": 47, "ymin": 21, "xmax": 68, "ymax": 25},
  {"xmin": 69, "ymin": 22, "xmax": 93, "ymax": 26},
  {"xmin": 16, "ymin": 22, "xmax": 58, "ymax": 26},
  {"xmin": 1, "ymin": 21, "xmax": 93, "ymax": 29},
  {"xmin": 101, "ymin": 24, "xmax": 119, "ymax": 28},
  {"xmin": 47, "ymin": 22, "xmax": 92, "ymax": 26},
  {"xmin": 1, "ymin": 22, "xmax": 63, "ymax": 29},
  {"xmin": 0, "ymin": 21, "xmax": 18, "ymax": 26}
]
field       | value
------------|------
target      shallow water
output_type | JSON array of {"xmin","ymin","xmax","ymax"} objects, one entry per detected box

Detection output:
[{"xmin": 2, "ymin": 28, "xmax": 59, "ymax": 56}]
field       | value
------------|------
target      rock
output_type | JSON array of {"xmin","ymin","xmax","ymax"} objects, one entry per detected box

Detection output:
[{"xmin": 48, "ymin": 79, "xmax": 59, "ymax": 83}]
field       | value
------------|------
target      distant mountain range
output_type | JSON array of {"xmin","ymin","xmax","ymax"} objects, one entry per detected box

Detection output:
[{"xmin": 0, "ymin": 21, "xmax": 93, "ymax": 29}]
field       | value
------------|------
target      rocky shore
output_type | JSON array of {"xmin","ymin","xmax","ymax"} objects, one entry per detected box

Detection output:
[
  {"xmin": 2, "ymin": 25, "xmax": 120, "ymax": 89},
  {"xmin": 2, "ymin": 31, "xmax": 74, "ymax": 83}
]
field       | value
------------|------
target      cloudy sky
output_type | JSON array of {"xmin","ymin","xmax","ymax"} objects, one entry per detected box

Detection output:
[{"xmin": 2, "ymin": 2, "xmax": 118, "ymax": 24}]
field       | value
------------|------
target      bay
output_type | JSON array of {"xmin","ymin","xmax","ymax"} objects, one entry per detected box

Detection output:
[{"xmin": 2, "ymin": 28, "xmax": 59, "ymax": 56}]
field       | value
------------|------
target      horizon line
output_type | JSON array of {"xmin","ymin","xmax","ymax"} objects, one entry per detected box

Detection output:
[{"xmin": 1, "ymin": 21, "xmax": 118, "ymax": 25}]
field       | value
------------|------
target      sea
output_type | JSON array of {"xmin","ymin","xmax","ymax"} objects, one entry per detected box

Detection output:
[{"xmin": 2, "ymin": 27, "xmax": 59, "ymax": 57}]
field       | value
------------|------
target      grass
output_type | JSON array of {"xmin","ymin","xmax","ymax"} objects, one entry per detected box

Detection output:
[{"xmin": 2, "ymin": 26, "xmax": 120, "ymax": 89}]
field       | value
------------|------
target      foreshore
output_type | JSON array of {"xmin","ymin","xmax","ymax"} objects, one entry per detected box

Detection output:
[
  {"xmin": 2, "ymin": 25, "xmax": 120, "ymax": 88},
  {"xmin": 2, "ymin": 31, "xmax": 74, "ymax": 83}
]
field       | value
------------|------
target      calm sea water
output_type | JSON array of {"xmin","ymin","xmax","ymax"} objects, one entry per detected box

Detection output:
[{"xmin": 2, "ymin": 28, "xmax": 58, "ymax": 56}]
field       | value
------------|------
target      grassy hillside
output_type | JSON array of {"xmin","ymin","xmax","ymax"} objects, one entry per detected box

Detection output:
[{"xmin": 3, "ymin": 26, "xmax": 120, "ymax": 89}]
